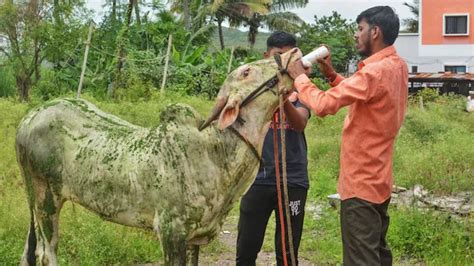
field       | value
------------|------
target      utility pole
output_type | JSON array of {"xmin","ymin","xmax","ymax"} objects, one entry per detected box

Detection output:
[
  {"xmin": 161, "ymin": 34, "xmax": 172, "ymax": 94},
  {"xmin": 77, "ymin": 22, "xmax": 94, "ymax": 98}
]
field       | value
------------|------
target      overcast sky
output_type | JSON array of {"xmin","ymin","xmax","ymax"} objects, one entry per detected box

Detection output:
[
  {"xmin": 288, "ymin": 0, "xmax": 414, "ymax": 24},
  {"xmin": 86, "ymin": 0, "xmax": 416, "ymax": 26}
]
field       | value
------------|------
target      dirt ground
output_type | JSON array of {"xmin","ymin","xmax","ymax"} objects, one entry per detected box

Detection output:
[{"xmin": 199, "ymin": 214, "xmax": 315, "ymax": 266}]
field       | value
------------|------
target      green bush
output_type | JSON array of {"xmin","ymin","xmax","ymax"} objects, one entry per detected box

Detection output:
[
  {"xmin": 167, "ymin": 49, "xmax": 234, "ymax": 99},
  {"xmin": 415, "ymin": 87, "xmax": 439, "ymax": 103},
  {"xmin": 0, "ymin": 64, "xmax": 16, "ymax": 97},
  {"xmin": 31, "ymin": 69, "xmax": 72, "ymax": 101},
  {"xmin": 310, "ymin": 77, "xmax": 331, "ymax": 91},
  {"xmin": 114, "ymin": 70, "xmax": 155, "ymax": 102}
]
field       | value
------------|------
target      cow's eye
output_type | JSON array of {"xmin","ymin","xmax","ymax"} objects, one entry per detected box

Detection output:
[{"xmin": 243, "ymin": 68, "xmax": 250, "ymax": 77}]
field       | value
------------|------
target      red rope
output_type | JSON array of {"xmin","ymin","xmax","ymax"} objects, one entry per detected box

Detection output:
[{"xmin": 273, "ymin": 112, "xmax": 288, "ymax": 266}]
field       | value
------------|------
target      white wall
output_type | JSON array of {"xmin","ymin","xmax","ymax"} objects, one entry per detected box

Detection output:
[{"xmin": 394, "ymin": 33, "xmax": 474, "ymax": 73}]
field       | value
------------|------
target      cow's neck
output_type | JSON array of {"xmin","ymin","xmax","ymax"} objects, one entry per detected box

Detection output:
[{"xmin": 230, "ymin": 106, "xmax": 276, "ymax": 156}]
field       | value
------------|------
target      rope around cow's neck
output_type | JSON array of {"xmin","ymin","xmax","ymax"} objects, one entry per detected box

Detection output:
[
  {"xmin": 232, "ymin": 51, "xmax": 296, "ymax": 265},
  {"xmin": 279, "ymin": 88, "xmax": 296, "ymax": 266},
  {"xmin": 273, "ymin": 73, "xmax": 296, "ymax": 266},
  {"xmin": 273, "ymin": 112, "xmax": 287, "ymax": 266}
]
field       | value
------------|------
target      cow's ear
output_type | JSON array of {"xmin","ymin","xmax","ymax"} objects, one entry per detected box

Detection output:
[{"xmin": 218, "ymin": 101, "xmax": 240, "ymax": 130}]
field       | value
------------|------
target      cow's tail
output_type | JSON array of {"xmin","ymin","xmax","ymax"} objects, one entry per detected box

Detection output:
[{"xmin": 26, "ymin": 208, "xmax": 36, "ymax": 265}]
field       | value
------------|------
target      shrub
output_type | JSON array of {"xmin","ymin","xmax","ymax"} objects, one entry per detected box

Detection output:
[
  {"xmin": 0, "ymin": 64, "xmax": 16, "ymax": 97},
  {"xmin": 310, "ymin": 77, "xmax": 331, "ymax": 91},
  {"xmin": 415, "ymin": 87, "xmax": 439, "ymax": 103},
  {"xmin": 113, "ymin": 69, "xmax": 155, "ymax": 102},
  {"xmin": 31, "ymin": 69, "xmax": 72, "ymax": 101}
]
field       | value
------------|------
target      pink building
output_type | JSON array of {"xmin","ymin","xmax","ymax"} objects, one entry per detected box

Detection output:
[{"xmin": 395, "ymin": 0, "xmax": 474, "ymax": 73}]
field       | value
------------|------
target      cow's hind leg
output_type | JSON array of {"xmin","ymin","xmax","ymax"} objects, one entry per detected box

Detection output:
[
  {"xmin": 20, "ymin": 209, "xmax": 37, "ymax": 266},
  {"xmin": 35, "ymin": 185, "xmax": 63, "ymax": 266},
  {"xmin": 21, "ymin": 177, "xmax": 63, "ymax": 266}
]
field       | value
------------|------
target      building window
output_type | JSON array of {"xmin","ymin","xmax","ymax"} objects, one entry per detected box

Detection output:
[
  {"xmin": 411, "ymin": 66, "xmax": 418, "ymax": 73},
  {"xmin": 444, "ymin": 14, "xmax": 469, "ymax": 35},
  {"xmin": 444, "ymin": 65, "xmax": 467, "ymax": 73}
]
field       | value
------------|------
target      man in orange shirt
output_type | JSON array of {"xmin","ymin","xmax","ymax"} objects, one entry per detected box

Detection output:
[{"xmin": 287, "ymin": 6, "xmax": 408, "ymax": 265}]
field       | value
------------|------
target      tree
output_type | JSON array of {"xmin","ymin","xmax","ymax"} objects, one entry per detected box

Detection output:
[
  {"xmin": 0, "ymin": 0, "xmax": 45, "ymax": 101},
  {"xmin": 134, "ymin": 0, "xmax": 141, "ymax": 25},
  {"xmin": 298, "ymin": 11, "xmax": 357, "ymax": 74},
  {"xmin": 45, "ymin": 0, "xmax": 88, "ymax": 69},
  {"xmin": 0, "ymin": 0, "xmax": 90, "ymax": 101},
  {"xmin": 112, "ymin": 0, "xmax": 135, "ymax": 94},
  {"xmin": 239, "ymin": 0, "xmax": 307, "ymax": 49},
  {"xmin": 402, "ymin": 0, "xmax": 419, "ymax": 33},
  {"xmin": 210, "ymin": 0, "xmax": 270, "ymax": 50},
  {"xmin": 169, "ymin": 0, "xmax": 195, "ymax": 30}
]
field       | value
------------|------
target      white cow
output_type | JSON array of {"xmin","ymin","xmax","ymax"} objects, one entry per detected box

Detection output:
[{"xmin": 16, "ymin": 49, "xmax": 301, "ymax": 265}]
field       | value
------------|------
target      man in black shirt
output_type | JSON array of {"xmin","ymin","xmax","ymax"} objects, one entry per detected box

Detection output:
[{"xmin": 236, "ymin": 31, "xmax": 310, "ymax": 266}]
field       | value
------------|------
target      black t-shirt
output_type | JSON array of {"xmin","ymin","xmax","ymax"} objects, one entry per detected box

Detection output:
[{"xmin": 254, "ymin": 100, "xmax": 310, "ymax": 188}]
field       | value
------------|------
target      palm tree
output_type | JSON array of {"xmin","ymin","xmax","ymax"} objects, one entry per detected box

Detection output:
[
  {"xmin": 112, "ymin": 0, "xmax": 134, "ymax": 95},
  {"xmin": 211, "ymin": 0, "xmax": 270, "ymax": 50},
  {"xmin": 403, "ymin": 0, "xmax": 419, "ymax": 33},
  {"xmin": 237, "ymin": 0, "xmax": 307, "ymax": 49},
  {"xmin": 169, "ymin": 0, "xmax": 200, "ymax": 30}
]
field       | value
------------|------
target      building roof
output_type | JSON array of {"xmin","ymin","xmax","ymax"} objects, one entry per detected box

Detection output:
[{"xmin": 409, "ymin": 72, "xmax": 474, "ymax": 82}]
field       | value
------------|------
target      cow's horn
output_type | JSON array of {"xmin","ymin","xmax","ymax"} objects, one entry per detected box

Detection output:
[{"xmin": 199, "ymin": 96, "xmax": 228, "ymax": 131}]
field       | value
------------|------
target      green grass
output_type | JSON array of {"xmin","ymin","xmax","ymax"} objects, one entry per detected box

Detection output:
[
  {"xmin": 394, "ymin": 97, "xmax": 474, "ymax": 193},
  {"xmin": 0, "ymin": 93, "xmax": 473, "ymax": 264},
  {"xmin": 0, "ymin": 65, "xmax": 16, "ymax": 97}
]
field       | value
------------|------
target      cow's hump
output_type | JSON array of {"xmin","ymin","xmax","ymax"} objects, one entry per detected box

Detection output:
[{"xmin": 160, "ymin": 103, "xmax": 201, "ymax": 128}]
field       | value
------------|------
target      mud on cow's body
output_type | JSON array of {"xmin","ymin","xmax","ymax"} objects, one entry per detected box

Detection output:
[{"xmin": 16, "ymin": 49, "xmax": 300, "ymax": 265}]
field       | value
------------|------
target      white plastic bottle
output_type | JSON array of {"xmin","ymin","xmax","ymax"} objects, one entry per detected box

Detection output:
[{"xmin": 301, "ymin": 46, "xmax": 330, "ymax": 68}]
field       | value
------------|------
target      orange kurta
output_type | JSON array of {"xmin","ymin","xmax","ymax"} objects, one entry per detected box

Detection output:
[{"xmin": 294, "ymin": 46, "xmax": 408, "ymax": 204}]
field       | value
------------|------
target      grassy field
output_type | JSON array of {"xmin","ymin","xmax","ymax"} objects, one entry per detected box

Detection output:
[{"xmin": 0, "ymin": 92, "xmax": 473, "ymax": 264}]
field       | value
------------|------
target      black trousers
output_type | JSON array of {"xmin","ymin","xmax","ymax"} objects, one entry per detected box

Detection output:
[
  {"xmin": 340, "ymin": 197, "xmax": 392, "ymax": 266},
  {"xmin": 236, "ymin": 185, "xmax": 308, "ymax": 266}
]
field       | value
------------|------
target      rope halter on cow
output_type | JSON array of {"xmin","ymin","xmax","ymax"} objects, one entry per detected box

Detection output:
[
  {"xmin": 234, "ymin": 51, "xmax": 298, "ymax": 266},
  {"xmin": 239, "ymin": 52, "xmax": 294, "ymax": 110},
  {"xmin": 229, "ymin": 51, "xmax": 297, "ymax": 160},
  {"xmin": 199, "ymin": 50, "xmax": 297, "ymax": 162},
  {"xmin": 198, "ymin": 49, "xmax": 298, "ymax": 266}
]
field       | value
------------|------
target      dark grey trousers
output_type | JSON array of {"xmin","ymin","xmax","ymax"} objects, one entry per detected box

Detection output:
[{"xmin": 340, "ymin": 197, "xmax": 392, "ymax": 266}]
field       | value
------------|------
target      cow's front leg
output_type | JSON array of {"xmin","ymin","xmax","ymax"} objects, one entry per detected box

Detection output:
[
  {"xmin": 186, "ymin": 245, "xmax": 199, "ymax": 266},
  {"xmin": 161, "ymin": 236, "xmax": 187, "ymax": 266}
]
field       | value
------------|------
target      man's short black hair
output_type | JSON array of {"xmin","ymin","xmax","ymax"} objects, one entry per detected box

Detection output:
[
  {"xmin": 267, "ymin": 31, "xmax": 297, "ymax": 50},
  {"xmin": 356, "ymin": 6, "xmax": 400, "ymax": 45}
]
